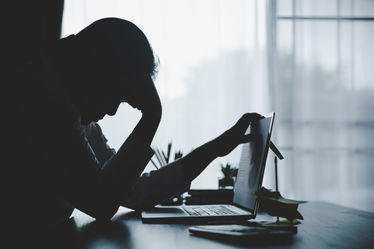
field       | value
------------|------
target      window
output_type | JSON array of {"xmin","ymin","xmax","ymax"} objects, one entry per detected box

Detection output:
[
  {"xmin": 62, "ymin": 0, "xmax": 374, "ymax": 211},
  {"xmin": 274, "ymin": 0, "xmax": 374, "ymax": 212},
  {"xmin": 62, "ymin": 0, "xmax": 272, "ymax": 189}
]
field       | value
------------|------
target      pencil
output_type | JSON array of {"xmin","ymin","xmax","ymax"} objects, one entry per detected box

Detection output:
[
  {"xmin": 150, "ymin": 158, "xmax": 159, "ymax": 170},
  {"xmin": 156, "ymin": 148, "xmax": 167, "ymax": 166},
  {"xmin": 166, "ymin": 142, "xmax": 172, "ymax": 163},
  {"xmin": 162, "ymin": 151, "xmax": 168, "ymax": 165},
  {"xmin": 154, "ymin": 149, "xmax": 164, "ymax": 167}
]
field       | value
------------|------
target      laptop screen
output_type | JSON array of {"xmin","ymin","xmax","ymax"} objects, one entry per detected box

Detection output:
[{"xmin": 232, "ymin": 113, "xmax": 274, "ymax": 214}]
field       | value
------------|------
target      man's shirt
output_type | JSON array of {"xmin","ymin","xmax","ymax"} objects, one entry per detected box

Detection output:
[{"xmin": 4, "ymin": 59, "xmax": 190, "ymax": 234}]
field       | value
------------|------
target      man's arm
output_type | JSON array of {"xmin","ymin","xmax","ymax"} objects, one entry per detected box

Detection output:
[
  {"xmin": 100, "ymin": 114, "xmax": 160, "ymax": 198},
  {"xmin": 40, "ymin": 113, "xmax": 159, "ymax": 220},
  {"xmin": 122, "ymin": 159, "xmax": 190, "ymax": 210},
  {"xmin": 121, "ymin": 113, "xmax": 262, "ymax": 210},
  {"xmin": 100, "ymin": 76, "xmax": 162, "ymax": 199},
  {"xmin": 181, "ymin": 113, "xmax": 262, "ymax": 182}
]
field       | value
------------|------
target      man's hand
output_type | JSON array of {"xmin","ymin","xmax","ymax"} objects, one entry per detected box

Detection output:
[
  {"xmin": 124, "ymin": 75, "xmax": 162, "ymax": 145},
  {"xmin": 126, "ymin": 76, "xmax": 162, "ymax": 122},
  {"xmin": 214, "ymin": 113, "xmax": 263, "ymax": 157},
  {"xmin": 181, "ymin": 112, "xmax": 263, "ymax": 182}
]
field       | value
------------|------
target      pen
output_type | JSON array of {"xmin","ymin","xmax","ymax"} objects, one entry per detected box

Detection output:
[{"xmin": 150, "ymin": 158, "xmax": 159, "ymax": 170}]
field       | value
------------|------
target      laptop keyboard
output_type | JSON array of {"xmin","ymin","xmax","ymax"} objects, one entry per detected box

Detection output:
[{"xmin": 182, "ymin": 205, "xmax": 241, "ymax": 216}]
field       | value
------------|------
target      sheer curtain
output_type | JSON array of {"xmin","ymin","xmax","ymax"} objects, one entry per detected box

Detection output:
[
  {"xmin": 275, "ymin": 0, "xmax": 374, "ymax": 212},
  {"xmin": 62, "ymin": 0, "xmax": 374, "ymax": 211},
  {"xmin": 62, "ymin": 0, "xmax": 273, "ymax": 189}
]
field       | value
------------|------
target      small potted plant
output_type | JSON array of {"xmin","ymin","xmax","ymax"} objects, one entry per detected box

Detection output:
[{"xmin": 218, "ymin": 163, "xmax": 238, "ymax": 189}]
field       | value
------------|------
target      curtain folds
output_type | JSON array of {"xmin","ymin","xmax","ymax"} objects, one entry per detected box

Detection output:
[
  {"xmin": 62, "ymin": 0, "xmax": 374, "ymax": 212},
  {"xmin": 62, "ymin": 0, "xmax": 273, "ymax": 189}
]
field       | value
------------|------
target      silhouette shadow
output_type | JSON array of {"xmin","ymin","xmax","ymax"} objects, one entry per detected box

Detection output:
[
  {"xmin": 76, "ymin": 219, "xmax": 133, "ymax": 249},
  {"xmin": 35, "ymin": 215, "xmax": 134, "ymax": 249}
]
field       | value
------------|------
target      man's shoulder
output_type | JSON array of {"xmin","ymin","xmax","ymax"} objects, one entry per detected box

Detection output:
[{"xmin": 7, "ymin": 60, "xmax": 80, "ymax": 125}]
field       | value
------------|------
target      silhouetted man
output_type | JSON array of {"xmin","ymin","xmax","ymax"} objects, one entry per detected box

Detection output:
[{"xmin": 4, "ymin": 18, "xmax": 261, "ymax": 240}]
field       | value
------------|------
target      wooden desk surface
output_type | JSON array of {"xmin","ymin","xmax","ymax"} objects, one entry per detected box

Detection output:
[{"xmin": 46, "ymin": 201, "xmax": 374, "ymax": 249}]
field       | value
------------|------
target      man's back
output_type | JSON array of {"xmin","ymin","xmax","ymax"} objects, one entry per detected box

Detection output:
[{"xmin": 4, "ymin": 60, "xmax": 78, "ymax": 234}]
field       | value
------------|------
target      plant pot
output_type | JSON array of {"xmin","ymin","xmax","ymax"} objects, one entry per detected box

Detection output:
[{"xmin": 218, "ymin": 178, "xmax": 234, "ymax": 189}]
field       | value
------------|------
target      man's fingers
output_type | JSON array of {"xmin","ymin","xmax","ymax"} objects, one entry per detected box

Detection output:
[{"xmin": 235, "ymin": 113, "xmax": 263, "ymax": 131}]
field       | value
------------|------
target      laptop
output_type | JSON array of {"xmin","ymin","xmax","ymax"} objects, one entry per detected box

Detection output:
[{"xmin": 141, "ymin": 112, "xmax": 275, "ymax": 223}]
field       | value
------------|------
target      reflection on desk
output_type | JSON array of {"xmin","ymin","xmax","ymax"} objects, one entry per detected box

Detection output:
[{"xmin": 38, "ymin": 201, "xmax": 374, "ymax": 249}]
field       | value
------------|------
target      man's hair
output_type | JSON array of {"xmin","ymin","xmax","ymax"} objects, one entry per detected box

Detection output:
[{"xmin": 52, "ymin": 18, "xmax": 158, "ymax": 92}]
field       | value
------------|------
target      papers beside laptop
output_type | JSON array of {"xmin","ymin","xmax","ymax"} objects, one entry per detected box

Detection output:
[
  {"xmin": 141, "ymin": 112, "xmax": 275, "ymax": 224},
  {"xmin": 189, "ymin": 224, "xmax": 296, "ymax": 239}
]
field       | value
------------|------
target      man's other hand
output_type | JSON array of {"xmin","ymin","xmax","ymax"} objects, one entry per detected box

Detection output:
[{"xmin": 214, "ymin": 113, "xmax": 263, "ymax": 157}]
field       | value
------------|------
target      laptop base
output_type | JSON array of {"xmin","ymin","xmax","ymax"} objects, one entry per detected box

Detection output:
[{"xmin": 141, "ymin": 205, "xmax": 254, "ymax": 224}]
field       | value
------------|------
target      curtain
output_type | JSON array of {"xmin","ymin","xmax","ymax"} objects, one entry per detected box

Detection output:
[
  {"xmin": 275, "ymin": 0, "xmax": 374, "ymax": 212},
  {"xmin": 62, "ymin": 0, "xmax": 273, "ymax": 189},
  {"xmin": 62, "ymin": 0, "xmax": 374, "ymax": 212}
]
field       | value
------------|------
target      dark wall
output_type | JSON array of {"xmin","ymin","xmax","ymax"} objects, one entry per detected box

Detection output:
[{"xmin": 2, "ymin": 0, "xmax": 64, "ymax": 79}]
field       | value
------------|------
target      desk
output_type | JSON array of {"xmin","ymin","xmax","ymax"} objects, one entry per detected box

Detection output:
[{"xmin": 46, "ymin": 201, "xmax": 374, "ymax": 249}]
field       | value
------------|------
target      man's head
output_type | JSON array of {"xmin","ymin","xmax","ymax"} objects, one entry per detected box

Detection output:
[{"xmin": 52, "ymin": 18, "xmax": 158, "ymax": 124}]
